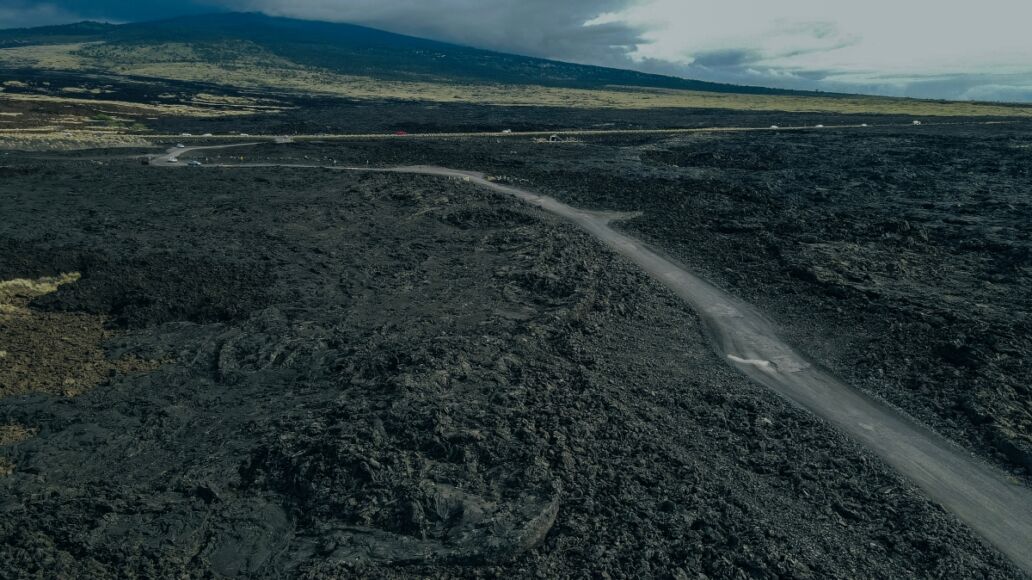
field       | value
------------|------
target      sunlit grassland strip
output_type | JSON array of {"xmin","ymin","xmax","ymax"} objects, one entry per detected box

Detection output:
[{"xmin": 2, "ymin": 42, "xmax": 1031, "ymax": 117}]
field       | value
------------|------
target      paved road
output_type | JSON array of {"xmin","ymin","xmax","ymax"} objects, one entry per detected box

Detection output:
[
  {"xmin": 151, "ymin": 142, "xmax": 261, "ymax": 165},
  {"xmin": 162, "ymin": 144, "xmax": 1032, "ymax": 575},
  {"xmin": 133, "ymin": 119, "xmax": 1019, "ymax": 145}
]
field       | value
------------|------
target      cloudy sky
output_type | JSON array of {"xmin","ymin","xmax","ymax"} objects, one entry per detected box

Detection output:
[{"xmin": 3, "ymin": 0, "xmax": 1032, "ymax": 102}]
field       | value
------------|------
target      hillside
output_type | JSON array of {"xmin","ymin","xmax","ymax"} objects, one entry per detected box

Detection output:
[
  {"xmin": 2, "ymin": 10, "xmax": 1032, "ymax": 139},
  {"xmin": 0, "ymin": 12, "xmax": 792, "ymax": 94}
]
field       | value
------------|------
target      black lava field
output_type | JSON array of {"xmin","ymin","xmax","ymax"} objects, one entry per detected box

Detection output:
[{"xmin": 1, "ymin": 109, "xmax": 1030, "ymax": 578}]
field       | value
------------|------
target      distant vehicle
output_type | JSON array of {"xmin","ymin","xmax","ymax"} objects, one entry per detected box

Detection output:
[
  {"xmin": 167, "ymin": 158, "xmax": 178, "ymax": 163},
  {"xmin": 912, "ymin": 120, "xmax": 922, "ymax": 125},
  {"xmin": 187, "ymin": 161, "xmax": 202, "ymax": 167},
  {"xmin": 203, "ymin": 133, "xmax": 213, "ymax": 137},
  {"xmin": 815, "ymin": 124, "xmax": 825, "ymax": 128},
  {"xmin": 181, "ymin": 133, "xmax": 192, "ymax": 136},
  {"xmin": 770, "ymin": 125, "xmax": 779, "ymax": 129},
  {"xmin": 502, "ymin": 129, "xmax": 513, "ymax": 134},
  {"xmin": 861, "ymin": 123, "xmax": 869, "ymax": 127},
  {"xmin": 239, "ymin": 133, "xmax": 250, "ymax": 137},
  {"xmin": 175, "ymin": 143, "xmax": 186, "ymax": 148},
  {"xmin": 394, "ymin": 131, "xmax": 408, "ymax": 136}
]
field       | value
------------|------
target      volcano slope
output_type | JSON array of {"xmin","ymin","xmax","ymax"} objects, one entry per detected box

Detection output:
[{"xmin": 0, "ymin": 151, "xmax": 1023, "ymax": 577}]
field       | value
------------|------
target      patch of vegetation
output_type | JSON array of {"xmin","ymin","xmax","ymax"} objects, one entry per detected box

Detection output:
[
  {"xmin": 0, "ymin": 424, "xmax": 36, "ymax": 446},
  {"xmin": 0, "ymin": 273, "xmax": 161, "ymax": 399},
  {"xmin": 0, "ymin": 131, "xmax": 151, "ymax": 151},
  {"xmin": 2, "ymin": 13, "xmax": 1030, "ymax": 117},
  {"xmin": 0, "ymin": 42, "xmax": 92, "ymax": 69},
  {"xmin": 0, "ymin": 422, "xmax": 37, "ymax": 479},
  {"xmin": 5, "ymin": 42, "xmax": 1029, "ymax": 116},
  {"xmin": 86, "ymin": 113, "xmax": 147, "ymax": 131}
]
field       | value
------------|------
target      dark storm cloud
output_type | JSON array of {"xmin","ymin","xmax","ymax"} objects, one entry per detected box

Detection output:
[
  {"xmin": 0, "ymin": 0, "xmax": 645, "ymax": 64},
  {"xmin": 0, "ymin": 2, "xmax": 79, "ymax": 27},
  {"xmin": 853, "ymin": 73, "xmax": 1032, "ymax": 102},
  {"xmin": 688, "ymin": 24, "xmax": 858, "ymax": 72},
  {"xmin": 2, "ymin": 1, "xmax": 1030, "ymax": 102},
  {"xmin": 0, "ymin": 0, "xmax": 223, "ymax": 27},
  {"xmin": 627, "ymin": 56, "xmax": 832, "ymax": 92},
  {"xmin": 613, "ymin": 20, "xmax": 862, "ymax": 91},
  {"xmin": 689, "ymin": 49, "xmax": 762, "ymax": 69},
  {"xmin": 217, "ymin": 0, "xmax": 646, "ymax": 63}
]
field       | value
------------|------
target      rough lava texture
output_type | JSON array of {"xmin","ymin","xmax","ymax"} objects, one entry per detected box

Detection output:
[
  {"xmin": 0, "ymin": 152, "xmax": 1024, "ymax": 578},
  {"xmin": 520, "ymin": 125, "xmax": 1032, "ymax": 476},
  {"xmin": 205, "ymin": 121, "xmax": 1032, "ymax": 477}
]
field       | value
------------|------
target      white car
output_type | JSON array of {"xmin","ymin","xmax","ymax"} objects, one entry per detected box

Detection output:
[
  {"xmin": 167, "ymin": 158, "xmax": 178, "ymax": 163},
  {"xmin": 502, "ymin": 129, "xmax": 513, "ymax": 134},
  {"xmin": 203, "ymin": 133, "xmax": 213, "ymax": 137},
  {"xmin": 815, "ymin": 124, "xmax": 825, "ymax": 128},
  {"xmin": 912, "ymin": 120, "xmax": 922, "ymax": 125},
  {"xmin": 770, "ymin": 125, "xmax": 779, "ymax": 129},
  {"xmin": 180, "ymin": 133, "xmax": 193, "ymax": 137},
  {"xmin": 176, "ymin": 143, "xmax": 186, "ymax": 148},
  {"xmin": 861, "ymin": 123, "xmax": 869, "ymax": 127},
  {"xmin": 187, "ymin": 160, "xmax": 202, "ymax": 167}
]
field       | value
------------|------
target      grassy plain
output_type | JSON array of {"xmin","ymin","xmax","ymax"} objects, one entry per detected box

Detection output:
[{"xmin": 2, "ymin": 42, "xmax": 1031, "ymax": 117}]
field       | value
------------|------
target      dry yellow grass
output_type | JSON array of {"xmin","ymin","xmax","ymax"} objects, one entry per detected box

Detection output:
[
  {"xmin": 60, "ymin": 86, "xmax": 109, "ymax": 95},
  {"xmin": 0, "ymin": 273, "xmax": 163, "ymax": 399},
  {"xmin": 192, "ymin": 92, "xmax": 276, "ymax": 106},
  {"xmin": 0, "ymin": 42, "xmax": 93, "ymax": 69},
  {"xmin": 0, "ymin": 272, "xmax": 81, "ymax": 311},
  {"xmin": 0, "ymin": 91, "xmax": 258, "ymax": 117},
  {"xmin": 3, "ymin": 41, "xmax": 1032, "ymax": 117},
  {"xmin": 109, "ymin": 61, "xmax": 1032, "ymax": 117},
  {"xmin": 0, "ymin": 88, "xmax": 269, "ymax": 137},
  {"xmin": 0, "ymin": 424, "xmax": 36, "ymax": 446},
  {"xmin": 0, "ymin": 131, "xmax": 151, "ymax": 150},
  {"xmin": 79, "ymin": 40, "xmax": 295, "ymax": 68},
  {"xmin": 0, "ymin": 424, "xmax": 38, "ymax": 477}
]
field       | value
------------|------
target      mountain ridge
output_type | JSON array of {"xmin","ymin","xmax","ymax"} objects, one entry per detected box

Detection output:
[{"xmin": 0, "ymin": 12, "xmax": 804, "ymax": 95}]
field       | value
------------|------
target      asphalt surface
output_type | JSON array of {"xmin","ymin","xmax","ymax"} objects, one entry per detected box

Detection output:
[
  {"xmin": 123, "ymin": 119, "xmax": 1023, "ymax": 147},
  {"xmin": 153, "ymin": 144, "xmax": 1032, "ymax": 575}
]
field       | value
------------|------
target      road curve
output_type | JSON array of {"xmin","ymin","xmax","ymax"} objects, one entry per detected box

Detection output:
[
  {"xmin": 164, "ymin": 145, "xmax": 1032, "ymax": 575},
  {"xmin": 151, "ymin": 142, "xmax": 261, "ymax": 165}
]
